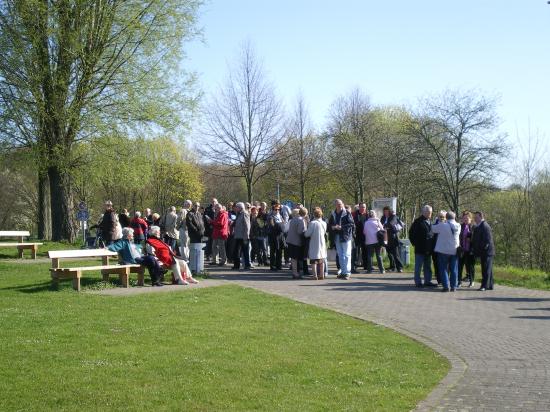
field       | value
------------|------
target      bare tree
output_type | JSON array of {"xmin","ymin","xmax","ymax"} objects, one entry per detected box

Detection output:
[
  {"xmin": 280, "ymin": 94, "xmax": 329, "ymax": 207},
  {"xmin": 201, "ymin": 43, "xmax": 284, "ymax": 202},
  {"xmin": 327, "ymin": 88, "xmax": 376, "ymax": 203},
  {"xmin": 515, "ymin": 127, "xmax": 547, "ymax": 269},
  {"xmin": 407, "ymin": 89, "xmax": 507, "ymax": 213}
]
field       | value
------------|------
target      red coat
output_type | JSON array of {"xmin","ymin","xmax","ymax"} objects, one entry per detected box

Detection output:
[
  {"xmin": 131, "ymin": 217, "xmax": 148, "ymax": 238},
  {"xmin": 146, "ymin": 236, "xmax": 175, "ymax": 266},
  {"xmin": 212, "ymin": 211, "xmax": 229, "ymax": 240}
]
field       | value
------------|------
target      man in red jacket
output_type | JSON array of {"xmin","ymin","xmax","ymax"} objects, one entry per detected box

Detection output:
[
  {"xmin": 211, "ymin": 204, "xmax": 229, "ymax": 265},
  {"xmin": 146, "ymin": 226, "xmax": 199, "ymax": 285}
]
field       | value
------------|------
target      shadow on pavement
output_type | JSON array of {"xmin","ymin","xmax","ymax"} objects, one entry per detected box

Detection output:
[
  {"xmin": 509, "ymin": 315, "xmax": 550, "ymax": 320},
  {"xmin": 460, "ymin": 297, "xmax": 550, "ymax": 302}
]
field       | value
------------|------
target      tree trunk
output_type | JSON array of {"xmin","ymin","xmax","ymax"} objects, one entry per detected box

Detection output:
[
  {"xmin": 48, "ymin": 166, "xmax": 76, "ymax": 242},
  {"xmin": 37, "ymin": 172, "xmax": 52, "ymax": 240},
  {"xmin": 246, "ymin": 179, "xmax": 253, "ymax": 203}
]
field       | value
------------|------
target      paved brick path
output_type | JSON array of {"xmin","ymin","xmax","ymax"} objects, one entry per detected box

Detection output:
[{"xmin": 208, "ymin": 266, "xmax": 550, "ymax": 412}]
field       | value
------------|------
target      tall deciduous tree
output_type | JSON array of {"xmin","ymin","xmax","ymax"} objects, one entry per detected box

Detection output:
[
  {"xmin": 327, "ymin": 88, "xmax": 376, "ymax": 203},
  {"xmin": 0, "ymin": 0, "xmax": 201, "ymax": 240},
  {"xmin": 276, "ymin": 94, "xmax": 329, "ymax": 208},
  {"xmin": 407, "ymin": 90, "xmax": 506, "ymax": 213},
  {"xmin": 201, "ymin": 43, "xmax": 284, "ymax": 202}
]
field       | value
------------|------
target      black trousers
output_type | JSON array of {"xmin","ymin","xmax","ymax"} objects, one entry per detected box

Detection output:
[
  {"xmin": 233, "ymin": 239, "xmax": 250, "ymax": 269},
  {"xmin": 135, "ymin": 256, "xmax": 161, "ymax": 284},
  {"xmin": 366, "ymin": 244, "xmax": 384, "ymax": 273},
  {"xmin": 386, "ymin": 243, "xmax": 403, "ymax": 270},
  {"xmin": 432, "ymin": 252, "xmax": 441, "ymax": 284},
  {"xmin": 269, "ymin": 237, "xmax": 283, "ymax": 269},
  {"xmin": 458, "ymin": 253, "xmax": 476, "ymax": 283},
  {"xmin": 480, "ymin": 255, "xmax": 494, "ymax": 289}
]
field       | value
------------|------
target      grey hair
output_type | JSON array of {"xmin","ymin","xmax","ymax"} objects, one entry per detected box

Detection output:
[
  {"xmin": 169, "ymin": 206, "xmax": 176, "ymax": 212},
  {"xmin": 134, "ymin": 211, "xmax": 141, "ymax": 218},
  {"xmin": 184, "ymin": 200, "xmax": 192, "ymax": 207},
  {"xmin": 446, "ymin": 211, "xmax": 456, "ymax": 221},
  {"xmin": 368, "ymin": 210, "xmax": 377, "ymax": 218},
  {"xmin": 438, "ymin": 210, "xmax": 447, "ymax": 219},
  {"xmin": 149, "ymin": 226, "xmax": 161, "ymax": 237},
  {"xmin": 235, "ymin": 202, "xmax": 245, "ymax": 210},
  {"xmin": 122, "ymin": 227, "xmax": 134, "ymax": 238},
  {"xmin": 422, "ymin": 205, "xmax": 433, "ymax": 214},
  {"xmin": 291, "ymin": 208, "xmax": 300, "ymax": 218}
]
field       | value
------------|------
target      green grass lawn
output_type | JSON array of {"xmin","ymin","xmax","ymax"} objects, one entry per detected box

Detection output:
[{"xmin": 0, "ymin": 260, "xmax": 449, "ymax": 411}]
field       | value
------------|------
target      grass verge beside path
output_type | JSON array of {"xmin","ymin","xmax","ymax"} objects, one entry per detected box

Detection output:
[{"xmin": 0, "ymin": 261, "xmax": 449, "ymax": 411}]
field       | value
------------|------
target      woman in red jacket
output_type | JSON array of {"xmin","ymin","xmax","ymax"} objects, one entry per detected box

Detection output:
[
  {"xmin": 146, "ymin": 226, "xmax": 199, "ymax": 285},
  {"xmin": 130, "ymin": 211, "xmax": 149, "ymax": 244},
  {"xmin": 211, "ymin": 204, "xmax": 229, "ymax": 265}
]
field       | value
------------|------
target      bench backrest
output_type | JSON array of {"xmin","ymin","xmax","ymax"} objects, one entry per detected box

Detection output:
[
  {"xmin": 48, "ymin": 249, "xmax": 118, "ymax": 259},
  {"xmin": 0, "ymin": 231, "xmax": 30, "ymax": 238}
]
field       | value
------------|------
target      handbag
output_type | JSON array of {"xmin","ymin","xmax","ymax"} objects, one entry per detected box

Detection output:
[{"xmin": 376, "ymin": 229, "xmax": 387, "ymax": 247}]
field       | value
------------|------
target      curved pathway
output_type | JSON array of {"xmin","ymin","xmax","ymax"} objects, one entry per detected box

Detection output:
[{"xmin": 208, "ymin": 266, "xmax": 550, "ymax": 412}]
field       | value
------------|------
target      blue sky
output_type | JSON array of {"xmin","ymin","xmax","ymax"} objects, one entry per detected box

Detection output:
[{"xmin": 185, "ymin": 1, "xmax": 550, "ymax": 151}]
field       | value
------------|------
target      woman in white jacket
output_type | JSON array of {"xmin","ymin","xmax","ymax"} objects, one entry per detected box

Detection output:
[
  {"xmin": 305, "ymin": 207, "xmax": 327, "ymax": 280},
  {"xmin": 432, "ymin": 211, "xmax": 461, "ymax": 292}
]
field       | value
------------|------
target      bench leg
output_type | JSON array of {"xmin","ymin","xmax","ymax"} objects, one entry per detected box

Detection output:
[
  {"xmin": 72, "ymin": 272, "xmax": 81, "ymax": 292},
  {"xmin": 137, "ymin": 267, "xmax": 145, "ymax": 286},
  {"xmin": 51, "ymin": 272, "xmax": 59, "ymax": 289},
  {"xmin": 17, "ymin": 246, "xmax": 24, "ymax": 259},
  {"xmin": 31, "ymin": 245, "xmax": 38, "ymax": 259},
  {"xmin": 119, "ymin": 268, "xmax": 130, "ymax": 288}
]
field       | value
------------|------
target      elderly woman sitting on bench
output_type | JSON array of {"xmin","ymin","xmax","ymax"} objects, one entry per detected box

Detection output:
[
  {"xmin": 108, "ymin": 227, "xmax": 164, "ymax": 287},
  {"xmin": 146, "ymin": 226, "xmax": 199, "ymax": 285}
]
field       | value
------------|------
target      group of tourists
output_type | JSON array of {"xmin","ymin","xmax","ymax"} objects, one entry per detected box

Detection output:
[
  {"xmin": 409, "ymin": 206, "xmax": 495, "ymax": 292},
  {"xmin": 93, "ymin": 198, "xmax": 495, "ymax": 292}
]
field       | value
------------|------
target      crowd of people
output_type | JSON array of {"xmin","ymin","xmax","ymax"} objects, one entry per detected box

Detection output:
[{"xmin": 93, "ymin": 198, "xmax": 495, "ymax": 292}]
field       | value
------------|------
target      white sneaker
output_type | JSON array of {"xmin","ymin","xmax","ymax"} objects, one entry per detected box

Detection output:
[
  {"xmin": 178, "ymin": 279, "xmax": 189, "ymax": 285},
  {"xmin": 188, "ymin": 277, "xmax": 199, "ymax": 284}
]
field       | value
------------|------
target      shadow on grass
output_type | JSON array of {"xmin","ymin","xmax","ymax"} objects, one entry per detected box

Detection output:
[
  {"xmin": 0, "ymin": 281, "xmax": 55, "ymax": 293},
  {"xmin": 0, "ymin": 277, "xmax": 123, "ymax": 293}
]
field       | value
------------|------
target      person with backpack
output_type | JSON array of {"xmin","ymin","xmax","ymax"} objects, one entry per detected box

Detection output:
[{"xmin": 381, "ymin": 206, "xmax": 404, "ymax": 273}]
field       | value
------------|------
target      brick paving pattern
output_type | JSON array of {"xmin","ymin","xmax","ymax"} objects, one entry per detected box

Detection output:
[{"xmin": 208, "ymin": 266, "xmax": 550, "ymax": 412}]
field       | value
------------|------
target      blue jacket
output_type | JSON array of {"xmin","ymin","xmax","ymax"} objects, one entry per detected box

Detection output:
[
  {"xmin": 328, "ymin": 209, "xmax": 355, "ymax": 242},
  {"xmin": 108, "ymin": 239, "xmax": 142, "ymax": 264}
]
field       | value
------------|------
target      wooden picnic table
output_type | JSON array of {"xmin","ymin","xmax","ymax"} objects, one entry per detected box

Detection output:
[
  {"xmin": 0, "ymin": 230, "xmax": 43, "ymax": 259},
  {"xmin": 49, "ymin": 249, "xmax": 145, "ymax": 291}
]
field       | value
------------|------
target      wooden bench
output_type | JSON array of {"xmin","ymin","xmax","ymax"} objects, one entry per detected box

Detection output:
[
  {"xmin": 0, "ymin": 231, "xmax": 43, "ymax": 259},
  {"xmin": 48, "ymin": 249, "xmax": 145, "ymax": 291}
]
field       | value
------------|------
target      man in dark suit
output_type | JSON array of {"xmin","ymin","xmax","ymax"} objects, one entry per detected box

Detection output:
[
  {"xmin": 472, "ymin": 211, "xmax": 495, "ymax": 291},
  {"xmin": 409, "ymin": 205, "xmax": 436, "ymax": 287}
]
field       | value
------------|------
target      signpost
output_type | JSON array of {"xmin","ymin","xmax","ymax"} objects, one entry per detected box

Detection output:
[
  {"xmin": 76, "ymin": 202, "xmax": 89, "ymax": 247},
  {"xmin": 372, "ymin": 197, "xmax": 397, "ymax": 218}
]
